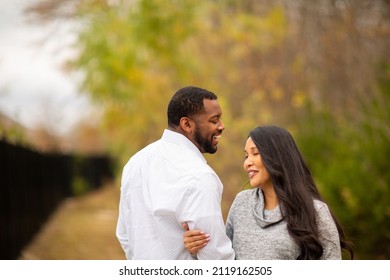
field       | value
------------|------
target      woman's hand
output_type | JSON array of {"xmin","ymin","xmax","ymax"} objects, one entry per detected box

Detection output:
[{"xmin": 182, "ymin": 223, "xmax": 210, "ymax": 255}]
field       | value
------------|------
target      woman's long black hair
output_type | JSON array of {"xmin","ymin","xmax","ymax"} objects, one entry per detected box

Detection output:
[{"xmin": 249, "ymin": 125, "xmax": 353, "ymax": 259}]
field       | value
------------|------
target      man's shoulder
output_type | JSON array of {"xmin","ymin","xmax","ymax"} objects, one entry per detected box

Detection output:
[
  {"xmin": 130, "ymin": 139, "xmax": 160, "ymax": 158},
  {"xmin": 122, "ymin": 140, "xmax": 161, "ymax": 171}
]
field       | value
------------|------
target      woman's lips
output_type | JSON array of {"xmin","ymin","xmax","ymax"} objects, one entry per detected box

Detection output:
[{"xmin": 248, "ymin": 170, "xmax": 258, "ymax": 179}]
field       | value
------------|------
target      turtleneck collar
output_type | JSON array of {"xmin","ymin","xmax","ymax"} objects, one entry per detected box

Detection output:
[{"xmin": 252, "ymin": 188, "xmax": 283, "ymax": 228}]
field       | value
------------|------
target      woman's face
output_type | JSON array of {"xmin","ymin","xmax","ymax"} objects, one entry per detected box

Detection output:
[{"xmin": 243, "ymin": 137, "xmax": 272, "ymax": 189}]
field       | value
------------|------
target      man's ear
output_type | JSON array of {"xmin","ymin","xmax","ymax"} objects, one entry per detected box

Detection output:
[{"xmin": 179, "ymin": 117, "xmax": 193, "ymax": 134}]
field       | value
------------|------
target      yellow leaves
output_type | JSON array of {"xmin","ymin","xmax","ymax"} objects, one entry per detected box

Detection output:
[
  {"xmin": 73, "ymin": 0, "xmax": 297, "ymax": 166},
  {"xmin": 292, "ymin": 54, "xmax": 305, "ymax": 74},
  {"xmin": 240, "ymin": 89, "xmax": 272, "ymax": 125},
  {"xmin": 230, "ymin": 43, "xmax": 249, "ymax": 61},
  {"xmin": 223, "ymin": 5, "xmax": 286, "ymax": 53},
  {"xmin": 263, "ymin": 6, "xmax": 286, "ymax": 43},
  {"xmin": 292, "ymin": 90, "xmax": 306, "ymax": 108},
  {"xmin": 341, "ymin": 187, "xmax": 359, "ymax": 212},
  {"xmin": 271, "ymin": 87, "xmax": 284, "ymax": 101},
  {"xmin": 125, "ymin": 67, "xmax": 144, "ymax": 85}
]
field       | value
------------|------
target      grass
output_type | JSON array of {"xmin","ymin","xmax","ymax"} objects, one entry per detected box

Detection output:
[{"xmin": 19, "ymin": 183, "xmax": 125, "ymax": 260}]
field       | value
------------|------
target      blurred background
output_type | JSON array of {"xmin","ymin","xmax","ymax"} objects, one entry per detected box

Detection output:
[{"xmin": 1, "ymin": 0, "xmax": 389, "ymax": 260}]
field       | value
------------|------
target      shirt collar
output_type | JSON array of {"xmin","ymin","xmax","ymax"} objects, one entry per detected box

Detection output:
[{"xmin": 161, "ymin": 129, "xmax": 207, "ymax": 163}]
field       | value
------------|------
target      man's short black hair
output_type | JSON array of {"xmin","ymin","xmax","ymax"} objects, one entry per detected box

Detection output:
[{"xmin": 167, "ymin": 86, "xmax": 218, "ymax": 127}]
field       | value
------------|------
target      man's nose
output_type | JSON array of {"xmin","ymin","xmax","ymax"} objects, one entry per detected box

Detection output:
[{"xmin": 218, "ymin": 119, "xmax": 225, "ymax": 131}]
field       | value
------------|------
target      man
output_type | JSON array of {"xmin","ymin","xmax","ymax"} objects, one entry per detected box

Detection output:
[{"xmin": 116, "ymin": 86, "xmax": 235, "ymax": 260}]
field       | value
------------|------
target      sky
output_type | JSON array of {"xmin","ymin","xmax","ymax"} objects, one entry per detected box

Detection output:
[{"xmin": 0, "ymin": 0, "xmax": 93, "ymax": 135}]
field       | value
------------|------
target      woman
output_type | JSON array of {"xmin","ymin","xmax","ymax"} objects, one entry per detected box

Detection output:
[{"xmin": 184, "ymin": 125, "xmax": 353, "ymax": 259}]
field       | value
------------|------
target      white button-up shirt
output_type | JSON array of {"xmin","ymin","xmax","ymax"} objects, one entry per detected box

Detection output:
[{"xmin": 116, "ymin": 129, "xmax": 235, "ymax": 260}]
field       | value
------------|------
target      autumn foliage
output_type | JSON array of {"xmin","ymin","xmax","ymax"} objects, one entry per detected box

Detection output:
[{"xmin": 26, "ymin": 0, "xmax": 390, "ymax": 259}]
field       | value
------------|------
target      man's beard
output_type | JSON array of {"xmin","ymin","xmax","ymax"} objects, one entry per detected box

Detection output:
[{"xmin": 194, "ymin": 126, "xmax": 217, "ymax": 154}]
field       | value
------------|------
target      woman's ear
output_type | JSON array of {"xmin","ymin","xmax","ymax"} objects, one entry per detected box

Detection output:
[{"xmin": 179, "ymin": 117, "xmax": 193, "ymax": 134}]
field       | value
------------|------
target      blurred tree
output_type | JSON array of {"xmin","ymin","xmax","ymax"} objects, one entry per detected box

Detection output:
[
  {"xmin": 29, "ymin": 125, "xmax": 62, "ymax": 152},
  {"xmin": 289, "ymin": 0, "xmax": 390, "ymax": 259},
  {"xmin": 0, "ymin": 111, "xmax": 28, "ymax": 146},
  {"xmin": 71, "ymin": 118, "xmax": 108, "ymax": 155},
  {"xmin": 26, "ymin": 0, "xmax": 390, "ymax": 259}
]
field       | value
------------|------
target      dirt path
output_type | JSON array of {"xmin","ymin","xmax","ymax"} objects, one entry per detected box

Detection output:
[{"xmin": 19, "ymin": 183, "xmax": 126, "ymax": 260}]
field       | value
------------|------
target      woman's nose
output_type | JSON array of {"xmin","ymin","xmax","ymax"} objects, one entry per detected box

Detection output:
[{"xmin": 244, "ymin": 157, "xmax": 252, "ymax": 169}]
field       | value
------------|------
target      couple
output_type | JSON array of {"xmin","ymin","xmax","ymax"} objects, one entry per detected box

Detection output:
[{"xmin": 116, "ymin": 86, "xmax": 353, "ymax": 260}]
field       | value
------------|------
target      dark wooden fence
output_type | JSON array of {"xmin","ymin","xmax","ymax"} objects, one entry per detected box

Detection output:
[{"xmin": 0, "ymin": 139, "xmax": 114, "ymax": 260}]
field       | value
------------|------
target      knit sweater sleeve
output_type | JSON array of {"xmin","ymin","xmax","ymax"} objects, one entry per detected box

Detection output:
[
  {"xmin": 225, "ymin": 201, "xmax": 235, "ymax": 243},
  {"xmin": 315, "ymin": 201, "xmax": 342, "ymax": 259}
]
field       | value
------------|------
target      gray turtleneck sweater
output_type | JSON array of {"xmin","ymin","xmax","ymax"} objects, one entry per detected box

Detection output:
[{"xmin": 225, "ymin": 188, "xmax": 341, "ymax": 260}]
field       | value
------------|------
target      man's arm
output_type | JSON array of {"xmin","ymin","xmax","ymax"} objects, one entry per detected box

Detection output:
[
  {"xmin": 116, "ymin": 187, "xmax": 134, "ymax": 259},
  {"xmin": 179, "ymin": 173, "xmax": 235, "ymax": 260},
  {"xmin": 116, "ymin": 164, "xmax": 134, "ymax": 260}
]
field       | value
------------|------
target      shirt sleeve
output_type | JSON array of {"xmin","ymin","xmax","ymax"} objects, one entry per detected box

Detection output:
[
  {"xmin": 115, "ymin": 162, "xmax": 135, "ymax": 260},
  {"xmin": 179, "ymin": 172, "xmax": 235, "ymax": 260},
  {"xmin": 116, "ymin": 193, "xmax": 131, "ymax": 259},
  {"xmin": 316, "ymin": 202, "xmax": 342, "ymax": 260}
]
